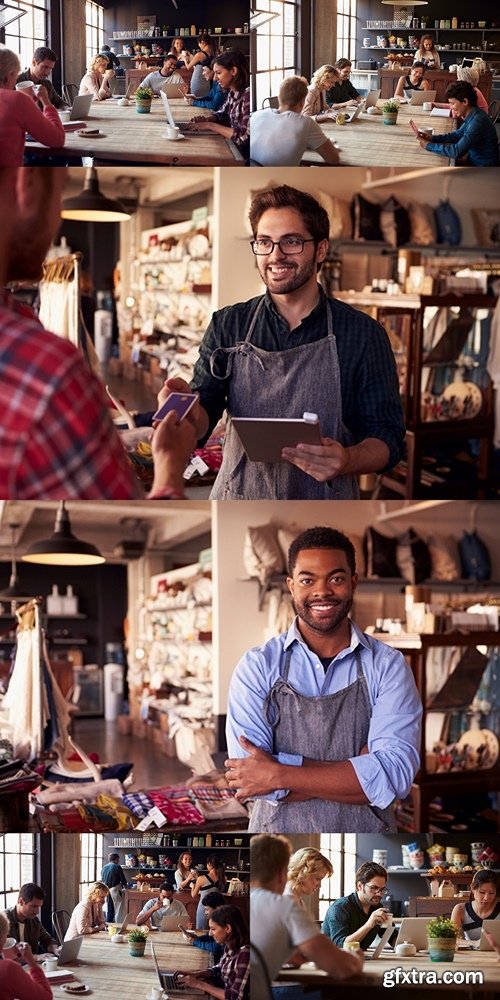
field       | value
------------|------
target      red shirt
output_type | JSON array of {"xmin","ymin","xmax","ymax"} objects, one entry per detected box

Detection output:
[
  {"xmin": 0, "ymin": 293, "xmax": 141, "ymax": 498},
  {"xmin": 0, "ymin": 958, "xmax": 52, "ymax": 1000},
  {"xmin": 0, "ymin": 90, "xmax": 65, "ymax": 166}
]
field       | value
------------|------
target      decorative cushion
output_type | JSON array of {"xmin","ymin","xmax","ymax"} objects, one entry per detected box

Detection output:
[
  {"xmin": 407, "ymin": 202, "xmax": 436, "ymax": 245},
  {"xmin": 243, "ymin": 523, "xmax": 284, "ymax": 584},
  {"xmin": 364, "ymin": 527, "xmax": 401, "ymax": 578},
  {"xmin": 352, "ymin": 193, "xmax": 383, "ymax": 241},
  {"xmin": 427, "ymin": 534, "xmax": 461, "ymax": 581},
  {"xmin": 379, "ymin": 196, "xmax": 412, "ymax": 248},
  {"xmin": 396, "ymin": 528, "xmax": 432, "ymax": 584},
  {"xmin": 472, "ymin": 209, "xmax": 500, "ymax": 247}
]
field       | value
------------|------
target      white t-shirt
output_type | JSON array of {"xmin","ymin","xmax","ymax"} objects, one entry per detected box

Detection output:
[
  {"xmin": 250, "ymin": 108, "xmax": 328, "ymax": 165},
  {"xmin": 140, "ymin": 69, "xmax": 184, "ymax": 93},
  {"xmin": 250, "ymin": 887, "xmax": 321, "ymax": 996}
]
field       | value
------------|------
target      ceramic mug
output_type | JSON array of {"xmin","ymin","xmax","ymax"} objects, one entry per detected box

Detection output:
[
  {"xmin": 422, "ymin": 102, "xmax": 432, "ymax": 111},
  {"xmin": 147, "ymin": 988, "xmax": 163, "ymax": 1000},
  {"xmin": 16, "ymin": 81, "xmax": 35, "ymax": 95},
  {"xmin": 165, "ymin": 125, "xmax": 180, "ymax": 140},
  {"xmin": 43, "ymin": 957, "xmax": 58, "ymax": 972}
]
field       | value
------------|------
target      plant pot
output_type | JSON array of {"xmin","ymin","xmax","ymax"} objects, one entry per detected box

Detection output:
[
  {"xmin": 428, "ymin": 937, "xmax": 456, "ymax": 962},
  {"xmin": 128, "ymin": 941, "xmax": 146, "ymax": 957},
  {"xmin": 136, "ymin": 99, "xmax": 151, "ymax": 114},
  {"xmin": 383, "ymin": 112, "xmax": 398, "ymax": 125}
]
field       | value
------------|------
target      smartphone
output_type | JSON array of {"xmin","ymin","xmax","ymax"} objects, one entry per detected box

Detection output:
[
  {"xmin": 153, "ymin": 391, "xmax": 197, "ymax": 423},
  {"xmin": 408, "ymin": 119, "xmax": 419, "ymax": 136}
]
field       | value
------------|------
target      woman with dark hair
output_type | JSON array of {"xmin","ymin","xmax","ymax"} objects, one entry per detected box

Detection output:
[
  {"xmin": 451, "ymin": 870, "xmax": 500, "ymax": 941},
  {"xmin": 185, "ymin": 34, "xmax": 218, "ymax": 97},
  {"xmin": 192, "ymin": 856, "xmax": 227, "ymax": 929},
  {"xmin": 189, "ymin": 50, "xmax": 250, "ymax": 160},
  {"xmin": 178, "ymin": 904, "xmax": 250, "ymax": 1000},
  {"xmin": 169, "ymin": 36, "xmax": 190, "ymax": 68}
]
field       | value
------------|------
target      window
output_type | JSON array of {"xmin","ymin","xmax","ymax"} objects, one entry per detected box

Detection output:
[
  {"xmin": 254, "ymin": 0, "xmax": 298, "ymax": 110},
  {"xmin": 85, "ymin": 1, "xmax": 105, "ymax": 70},
  {"xmin": 337, "ymin": 0, "xmax": 359, "ymax": 63},
  {"xmin": 3, "ymin": 1, "xmax": 49, "ymax": 71},
  {"xmin": 80, "ymin": 834, "xmax": 104, "ymax": 898},
  {"xmin": 319, "ymin": 833, "xmax": 357, "ymax": 922},
  {"xmin": 0, "ymin": 834, "xmax": 35, "ymax": 911}
]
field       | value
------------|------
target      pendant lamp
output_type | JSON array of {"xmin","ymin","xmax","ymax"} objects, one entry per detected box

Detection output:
[
  {"xmin": 61, "ymin": 167, "xmax": 131, "ymax": 222},
  {"xmin": 22, "ymin": 502, "xmax": 105, "ymax": 566},
  {"xmin": 0, "ymin": 523, "xmax": 35, "ymax": 602}
]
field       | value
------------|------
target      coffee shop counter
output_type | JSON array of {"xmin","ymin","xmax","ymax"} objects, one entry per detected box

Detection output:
[
  {"xmin": 124, "ymin": 887, "xmax": 249, "ymax": 924},
  {"xmin": 378, "ymin": 69, "xmax": 493, "ymax": 102},
  {"xmin": 67, "ymin": 931, "xmax": 209, "ymax": 998}
]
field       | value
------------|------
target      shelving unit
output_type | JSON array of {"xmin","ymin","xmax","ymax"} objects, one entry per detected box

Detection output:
[{"xmin": 360, "ymin": 25, "xmax": 500, "ymax": 60}]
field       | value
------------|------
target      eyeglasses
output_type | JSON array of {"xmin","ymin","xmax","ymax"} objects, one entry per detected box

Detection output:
[
  {"xmin": 364, "ymin": 884, "xmax": 387, "ymax": 892},
  {"xmin": 250, "ymin": 237, "xmax": 316, "ymax": 256}
]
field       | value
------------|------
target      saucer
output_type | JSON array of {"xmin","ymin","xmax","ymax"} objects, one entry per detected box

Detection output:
[
  {"xmin": 161, "ymin": 132, "xmax": 186, "ymax": 141},
  {"xmin": 60, "ymin": 986, "xmax": 91, "ymax": 995}
]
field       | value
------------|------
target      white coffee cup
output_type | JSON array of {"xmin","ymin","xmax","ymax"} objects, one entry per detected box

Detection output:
[
  {"xmin": 165, "ymin": 124, "xmax": 180, "ymax": 140},
  {"xmin": 58, "ymin": 110, "xmax": 71, "ymax": 122},
  {"xmin": 16, "ymin": 81, "xmax": 35, "ymax": 94},
  {"xmin": 112, "ymin": 933, "xmax": 124, "ymax": 943},
  {"xmin": 117, "ymin": 97, "xmax": 129, "ymax": 106},
  {"xmin": 147, "ymin": 988, "xmax": 163, "ymax": 1000},
  {"xmin": 43, "ymin": 957, "xmax": 58, "ymax": 972},
  {"xmin": 3, "ymin": 937, "xmax": 16, "ymax": 950},
  {"xmin": 423, "ymin": 102, "xmax": 432, "ymax": 112},
  {"xmin": 379, "ymin": 912, "xmax": 393, "ymax": 929}
]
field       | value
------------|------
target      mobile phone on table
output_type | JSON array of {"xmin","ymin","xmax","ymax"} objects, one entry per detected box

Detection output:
[
  {"xmin": 408, "ymin": 119, "xmax": 419, "ymax": 136},
  {"xmin": 153, "ymin": 391, "xmax": 197, "ymax": 423}
]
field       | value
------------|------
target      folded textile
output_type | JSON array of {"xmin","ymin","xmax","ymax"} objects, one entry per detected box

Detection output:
[
  {"xmin": 122, "ymin": 790, "xmax": 154, "ymax": 819},
  {"xmin": 35, "ymin": 778, "xmax": 124, "ymax": 804}
]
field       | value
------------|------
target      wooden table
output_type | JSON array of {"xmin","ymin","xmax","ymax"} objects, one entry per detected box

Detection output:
[
  {"xmin": 25, "ymin": 99, "xmax": 244, "ymax": 166},
  {"xmin": 278, "ymin": 951, "xmax": 500, "ymax": 998},
  {"xmin": 302, "ymin": 104, "xmax": 455, "ymax": 167},
  {"xmin": 378, "ymin": 69, "xmax": 493, "ymax": 103},
  {"xmin": 64, "ymin": 930, "xmax": 209, "ymax": 998}
]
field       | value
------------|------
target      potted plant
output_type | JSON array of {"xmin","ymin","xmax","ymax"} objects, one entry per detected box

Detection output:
[
  {"xmin": 128, "ymin": 928, "xmax": 148, "ymax": 957},
  {"xmin": 382, "ymin": 99, "xmax": 399, "ymax": 125},
  {"xmin": 427, "ymin": 917, "xmax": 458, "ymax": 962},
  {"xmin": 135, "ymin": 85, "xmax": 153, "ymax": 113}
]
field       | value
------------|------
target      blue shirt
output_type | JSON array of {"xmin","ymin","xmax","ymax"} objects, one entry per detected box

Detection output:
[
  {"xmin": 191, "ymin": 287, "xmax": 405, "ymax": 468},
  {"xmin": 193, "ymin": 81, "xmax": 226, "ymax": 111},
  {"xmin": 226, "ymin": 619, "xmax": 422, "ymax": 809},
  {"xmin": 425, "ymin": 107, "xmax": 499, "ymax": 166}
]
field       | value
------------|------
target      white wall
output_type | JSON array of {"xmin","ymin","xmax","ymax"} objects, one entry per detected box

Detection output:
[{"xmin": 212, "ymin": 499, "xmax": 500, "ymax": 713}]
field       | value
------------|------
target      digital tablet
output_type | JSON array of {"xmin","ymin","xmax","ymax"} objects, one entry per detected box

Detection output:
[{"xmin": 232, "ymin": 416, "xmax": 322, "ymax": 463}]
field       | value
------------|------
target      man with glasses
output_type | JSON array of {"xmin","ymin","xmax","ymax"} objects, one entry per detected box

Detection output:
[
  {"xmin": 322, "ymin": 862, "xmax": 396, "ymax": 950},
  {"xmin": 161, "ymin": 184, "xmax": 404, "ymax": 499}
]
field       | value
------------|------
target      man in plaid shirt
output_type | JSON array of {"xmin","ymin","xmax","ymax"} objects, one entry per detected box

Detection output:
[{"xmin": 0, "ymin": 167, "xmax": 196, "ymax": 499}]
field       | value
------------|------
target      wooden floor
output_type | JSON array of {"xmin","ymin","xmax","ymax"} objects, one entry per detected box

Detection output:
[{"xmin": 72, "ymin": 717, "xmax": 191, "ymax": 790}]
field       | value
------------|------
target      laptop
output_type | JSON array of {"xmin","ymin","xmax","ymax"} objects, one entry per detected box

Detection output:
[
  {"xmin": 365, "ymin": 922, "xmax": 395, "ymax": 960},
  {"xmin": 160, "ymin": 89, "xmax": 199, "ymax": 133},
  {"xmin": 408, "ymin": 90, "xmax": 437, "ymax": 106},
  {"xmin": 394, "ymin": 918, "xmax": 431, "ymax": 953},
  {"xmin": 57, "ymin": 936, "xmax": 85, "ymax": 964},
  {"xmin": 365, "ymin": 89, "xmax": 381, "ymax": 109},
  {"xmin": 151, "ymin": 941, "xmax": 205, "ymax": 995},
  {"xmin": 342, "ymin": 101, "xmax": 365, "ymax": 123},
  {"xmin": 160, "ymin": 81, "xmax": 186, "ymax": 99},
  {"xmin": 160, "ymin": 913, "xmax": 190, "ymax": 932},
  {"xmin": 68, "ymin": 94, "xmax": 93, "ymax": 120},
  {"xmin": 479, "ymin": 920, "xmax": 500, "ymax": 950}
]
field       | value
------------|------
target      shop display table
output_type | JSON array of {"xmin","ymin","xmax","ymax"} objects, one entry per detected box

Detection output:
[
  {"xmin": 24, "ymin": 100, "xmax": 244, "ymax": 166},
  {"xmin": 65, "ymin": 930, "xmax": 209, "ymax": 998},
  {"xmin": 278, "ymin": 951, "xmax": 500, "ymax": 998},
  {"xmin": 302, "ymin": 104, "xmax": 455, "ymax": 166}
]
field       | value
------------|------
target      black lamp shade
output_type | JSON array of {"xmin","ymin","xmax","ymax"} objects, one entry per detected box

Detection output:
[
  {"xmin": 61, "ymin": 168, "xmax": 131, "ymax": 222},
  {"xmin": 22, "ymin": 503, "xmax": 105, "ymax": 566}
]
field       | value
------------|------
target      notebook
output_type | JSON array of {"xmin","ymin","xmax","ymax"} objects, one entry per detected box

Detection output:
[{"xmin": 151, "ymin": 941, "xmax": 205, "ymax": 995}]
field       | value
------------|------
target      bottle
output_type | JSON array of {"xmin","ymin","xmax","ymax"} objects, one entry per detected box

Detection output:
[
  {"xmin": 191, "ymin": 24, "xmax": 196, "ymax": 35},
  {"xmin": 243, "ymin": 22, "xmax": 249, "ymax": 33},
  {"xmin": 205, "ymin": 833, "xmax": 212, "ymax": 847},
  {"xmin": 451, "ymin": 17, "xmax": 457, "ymax": 29}
]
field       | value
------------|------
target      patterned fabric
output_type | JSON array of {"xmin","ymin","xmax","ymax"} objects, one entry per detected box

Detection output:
[
  {"xmin": 148, "ymin": 787, "xmax": 205, "ymax": 825},
  {"xmin": 122, "ymin": 790, "xmax": 153, "ymax": 819},
  {"xmin": 210, "ymin": 945, "xmax": 250, "ymax": 1000},
  {"xmin": 0, "ymin": 293, "xmax": 141, "ymax": 498},
  {"xmin": 211, "ymin": 88, "xmax": 250, "ymax": 156}
]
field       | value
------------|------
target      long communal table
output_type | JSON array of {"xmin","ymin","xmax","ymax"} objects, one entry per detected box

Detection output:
[
  {"xmin": 59, "ymin": 929, "xmax": 209, "ymax": 998},
  {"xmin": 24, "ymin": 98, "xmax": 244, "ymax": 165},
  {"xmin": 277, "ymin": 950, "xmax": 500, "ymax": 999},
  {"xmin": 302, "ymin": 103, "xmax": 455, "ymax": 167}
]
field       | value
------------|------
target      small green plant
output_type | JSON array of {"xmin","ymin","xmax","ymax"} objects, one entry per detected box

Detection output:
[
  {"xmin": 135, "ymin": 86, "xmax": 153, "ymax": 101},
  {"xmin": 427, "ymin": 917, "xmax": 458, "ymax": 939},
  {"xmin": 382, "ymin": 100, "xmax": 399, "ymax": 114},
  {"xmin": 128, "ymin": 928, "xmax": 148, "ymax": 943}
]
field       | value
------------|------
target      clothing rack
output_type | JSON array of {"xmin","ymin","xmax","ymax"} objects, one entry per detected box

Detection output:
[{"xmin": 40, "ymin": 252, "xmax": 99, "ymax": 372}]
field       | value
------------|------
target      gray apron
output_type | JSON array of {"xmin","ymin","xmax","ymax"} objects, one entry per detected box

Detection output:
[
  {"xmin": 249, "ymin": 645, "xmax": 396, "ymax": 833},
  {"xmin": 209, "ymin": 297, "xmax": 359, "ymax": 499}
]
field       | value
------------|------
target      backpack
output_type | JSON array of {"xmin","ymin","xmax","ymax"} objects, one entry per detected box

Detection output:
[
  {"xmin": 459, "ymin": 531, "xmax": 491, "ymax": 581},
  {"xmin": 434, "ymin": 200, "xmax": 462, "ymax": 245}
]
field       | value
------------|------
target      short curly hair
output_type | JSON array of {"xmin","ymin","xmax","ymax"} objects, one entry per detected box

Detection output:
[{"xmin": 287, "ymin": 526, "xmax": 356, "ymax": 577}]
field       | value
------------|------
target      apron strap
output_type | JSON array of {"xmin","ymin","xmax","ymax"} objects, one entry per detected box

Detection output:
[{"xmin": 209, "ymin": 297, "xmax": 266, "ymax": 380}]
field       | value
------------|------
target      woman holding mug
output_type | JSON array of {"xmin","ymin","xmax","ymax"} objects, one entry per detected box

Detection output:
[
  {"xmin": 0, "ymin": 911, "xmax": 51, "ymax": 1000},
  {"xmin": 414, "ymin": 35, "xmax": 441, "ymax": 69},
  {"xmin": 0, "ymin": 48, "xmax": 65, "ymax": 166},
  {"xmin": 65, "ymin": 882, "xmax": 109, "ymax": 940},
  {"xmin": 175, "ymin": 851, "xmax": 198, "ymax": 891},
  {"xmin": 79, "ymin": 54, "xmax": 114, "ymax": 101},
  {"xmin": 451, "ymin": 870, "xmax": 500, "ymax": 941}
]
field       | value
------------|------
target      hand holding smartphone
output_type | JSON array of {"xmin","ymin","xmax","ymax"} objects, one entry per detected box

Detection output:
[{"xmin": 153, "ymin": 391, "xmax": 197, "ymax": 424}]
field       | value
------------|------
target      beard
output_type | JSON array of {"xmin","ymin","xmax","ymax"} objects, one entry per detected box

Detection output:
[
  {"xmin": 291, "ymin": 594, "xmax": 354, "ymax": 634},
  {"xmin": 257, "ymin": 255, "xmax": 318, "ymax": 295}
]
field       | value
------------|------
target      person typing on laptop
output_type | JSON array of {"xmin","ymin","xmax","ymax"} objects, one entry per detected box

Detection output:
[
  {"xmin": 322, "ymin": 862, "xmax": 397, "ymax": 951},
  {"xmin": 394, "ymin": 62, "xmax": 429, "ymax": 99},
  {"xmin": 136, "ymin": 883, "xmax": 188, "ymax": 929}
]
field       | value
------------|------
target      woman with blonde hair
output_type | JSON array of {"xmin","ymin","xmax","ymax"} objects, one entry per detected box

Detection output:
[
  {"xmin": 0, "ymin": 47, "xmax": 64, "ymax": 165},
  {"xmin": 432, "ymin": 66, "xmax": 488, "ymax": 114},
  {"xmin": 0, "ymin": 911, "xmax": 51, "ymax": 1000},
  {"xmin": 285, "ymin": 848, "xmax": 333, "ymax": 908},
  {"xmin": 65, "ymin": 881, "xmax": 109, "ymax": 940},
  {"xmin": 414, "ymin": 34, "xmax": 441, "ymax": 69},
  {"xmin": 78, "ymin": 54, "xmax": 114, "ymax": 100},
  {"xmin": 302, "ymin": 65, "xmax": 340, "ymax": 121}
]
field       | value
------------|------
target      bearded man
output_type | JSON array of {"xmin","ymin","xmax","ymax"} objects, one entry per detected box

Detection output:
[{"xmin": 225, "ymin": 526, "xmax": 422, "ymax": 832}]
